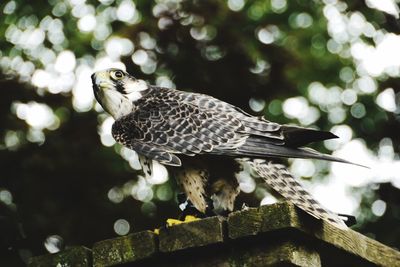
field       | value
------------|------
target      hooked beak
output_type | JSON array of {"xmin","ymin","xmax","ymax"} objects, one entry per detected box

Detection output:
[{"xmin": 91, "ymin": 71, "xmax": 113, "ymax": 92}]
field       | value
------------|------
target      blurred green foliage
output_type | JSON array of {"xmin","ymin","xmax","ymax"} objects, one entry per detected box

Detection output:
[{"xmin": 0, "ymin": 0, "xmax": 399, "ymax": 265}]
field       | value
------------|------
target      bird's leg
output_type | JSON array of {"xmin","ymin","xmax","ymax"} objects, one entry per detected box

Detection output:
[
  {"xmin": 157, "ymin": 168, "xmax": 210, "ymax": 229},
  {"xmin": 210, "ymin": 176, "xmax": 240, "ymax": 216},
  {"xmin": 175, "ymin": 168, "xmax": 209, "ymax": 214},
  {"xmin": 163, "ymin": 201, "xmax": 202, "ymax": 228},
  {"xmin": 177, "ymin": 193, "xmax": 215, "ymax": 220}
]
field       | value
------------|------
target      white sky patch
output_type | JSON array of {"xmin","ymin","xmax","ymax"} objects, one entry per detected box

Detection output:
[
  {"xmin": 98, "ymin": 116, "xmax": 115, "ymax": 147},
  {"xmin": 3, "ymin": 1, "xmax": 17, "ymax": 14},
  {"xmin": 116, "ymin": 0, "xmax": 137, "ymax": 23},
  {"xmin": 131, "ymin": 176, "xmax": 154, "ymax": 202},
  {"xmin": 44, "ymin": 235, "xmax": 63, "ymax": 254},
  {"xmin": 331, "ymin": 139, "xmax": 400, "ymax": 188},
  {"xmin": 32, "ymin": 69, "xmax": 51, "ymax": 88},
  {"xmin": 239, "ymin": 177, "xmax": 256, "ymax": 193},
  {"xmin": 72, "ymin": 65, "xmax": 94, "ymax": 112},
  {"xmin": 366, "ymin": 0, "xmax": 400, "ymax": 18},
  {"xmin": 260, "ymin": 194, "xmax": 278, "ymax": 206},
  {"xmin": 282, "ymin": 96, "xmax": 320, "ymax": 125},
  {"xmin": 249, "ymin": 98, "xmax": 266, "ymax": 112},
  {"xmin": 376, "ymin": 88, "xmax": 397, "ymax": 112},
  {"xmin": 324, "ymin": 124, "xmax": 353, "ymax": 151},
  {"xmin": 354, "ymin": 76, "xmax": 377, "ymax": 94},
  {"xmin": 14, "ymin": 102, "xmax": 57, "ymax": 130},
  {"xmin": 78, "ymin": 14, "xmax": 97, "ymax": 32},
  {"xmin": 290, "ymin": 159, "xmax": 316, "ymax": 178},
  {"xmin": 257, "ymin": 25, "xmax": 280, "ymax": 45},
  {"xmin": 271, "ymin": 0, "xmax": 287, "ymax": 13},
  {"xmin": 309, "ymin": 175, "xmax": 360, "ymax": 215},
  {"xmin": 94, "ymin": 56, "xmax": 126, "ymax": 71},
  {"xmin": 114, "ymin": 219, "xmax": 130, "ymax": 235},
  {"xmin": 120, "ymin": 147, "xmax": 142, "ymax": 170},
  {"xmin": 108, "ymin": 187, "xmax": 124, "ymax": 203},
  {"xmin": 145, "ymin": 161, "xmax": 169, "ymax": 185},
  {"xmin": 308, "ymin": 83, "xmax": 343, "ymax": 108},
  {"xmin": 54, "ymin": 50, "xmax": 76, "ymax": 74},
  {"xmin": 236, "ymin": 162, "xmax": 257, "ymax": 193},
  {"xmin": 352, "ymin": 34, "xmax": 400, "ymax": 77},
  {"xmin": 131, "ymin": 50, "xmax": 148, "ymax": 66},
  {"xmin": 156, "ymin": 75, "xmax": 175, "ymax": 89},
  {"xmin": 292, "ymin": 13, "xmax": 313, "ymax": 28},
  {"xmin": 139, "ymin": 32, "xmax": 156, "ymax": 50},
  {"xmin": 341, "ymin": 89, "xmax": 358, "ymax": 106},
  {"xmin": 283, "ymin": 96, "xmax": 308, "ymax": 119},
  {"xmin": 371, "ymin": 199, "xmax": 387, "ymax": 216},
  {"xmin": 0, "ymin": 189, "xmax": 13, "ymax": 205},
  {"xmin": 227, "ymin": 0, "xmax": 245, "ymax": 12},
  {"xmin": 105, "ymin": 37, "xmax": 134, "ymax": 60},
  {"xmin": 27, "ymin": 28, "xmax": 46, "ymax": 48}
]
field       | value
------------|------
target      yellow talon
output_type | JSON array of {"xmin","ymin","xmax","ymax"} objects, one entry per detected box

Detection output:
[
  {"xmin": 166, "ymin": 218, "xmax": 184, "ymax": 227},
  {"xmin": 165, "ymin": 215, "xmax": 200, "ymax": 227},
  {"xmin": 183, "ymin": 215, "xmax": 199, "ymax": 222}
]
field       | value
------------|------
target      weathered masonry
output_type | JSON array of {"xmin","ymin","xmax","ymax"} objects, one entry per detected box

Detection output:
[{"xmin": 29, "ymin": 202, "xmax": 400, "ymax": 267}]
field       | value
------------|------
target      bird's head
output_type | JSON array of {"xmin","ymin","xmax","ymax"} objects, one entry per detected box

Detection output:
[{"xmin": 91, "ymin": 68, "xmax": 149, "ymax": 119}]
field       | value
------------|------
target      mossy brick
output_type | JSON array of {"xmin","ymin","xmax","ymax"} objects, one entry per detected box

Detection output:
[
  {"xmin": 312, "ymin": 222, "xmax": 400, "ymax": 267},
  {"xmin": 28, "ymin": 202, "xmax": 400, "ymax": 267},
  {"xmin": 232, "ymin": 241, "xmax": 321, "ymax": 267},
  {"xmin": 28, "ymin": 246, "xmax": 91, "ymax": 267},
  {"xmin": 228, "ymin": 202, "xmax": 400, "ymax": 267},
  {"xmin": 228, "ymin": 202, "xmax": 297, "ymax": 239},
  {"xmin": 92, "ymin": 230, "xmax": 157, "ymax": 267},
  {"xmin": 159, "ymin": 216, "xmax": 225, "ymax": 253}
]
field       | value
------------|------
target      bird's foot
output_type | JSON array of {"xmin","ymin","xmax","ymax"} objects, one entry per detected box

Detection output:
[
  {"xmin": 153, "ymin": 215, "xmax": 201, "ymax": 235},
  {"xmin": 167, "ymin": 215, "xmax": 200, "ymax": 226}
]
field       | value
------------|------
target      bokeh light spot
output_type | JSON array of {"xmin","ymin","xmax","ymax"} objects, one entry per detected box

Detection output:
[
  {"xmin": 371, "ymin": 199, "xmax": 387, "ymax": 217},
  {"xmin": 114, "ymin": 219, "xmax": 130, "ymax": 235},
  {"xmin": 44, "ymin": 235, "xmax": 64, "ymax": 254}
]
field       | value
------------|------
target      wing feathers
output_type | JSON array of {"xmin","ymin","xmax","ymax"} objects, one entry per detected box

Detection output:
[
  {"xmin": 236, "ymin": 136, "xmax": 364, "ymax": 167},
  {"xmin": 112, "ymin": 87, "xmax": 360, "ymax": 167}
]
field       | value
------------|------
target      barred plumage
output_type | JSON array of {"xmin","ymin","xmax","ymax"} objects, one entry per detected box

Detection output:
[
  {"xmin": 92, "ymin": 68, "xmax": 361, "ymax": 229},
  {"xmin": 242, "ymin": 158, "xmax": 347, "ymax": 229}
]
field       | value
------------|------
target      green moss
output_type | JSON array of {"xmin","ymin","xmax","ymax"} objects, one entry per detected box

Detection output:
[
  {"xmin": 92, "ymin": 231, "xmax": 157, "ymax": 267},
  {"xmin": 29, "ymin": 246, "xmax": 91, "ymax": 267}
]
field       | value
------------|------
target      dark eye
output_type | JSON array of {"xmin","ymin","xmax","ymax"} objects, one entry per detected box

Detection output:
[{"xmin": 112, "ymin": 70, "xmax": 125, "ymax": 79}]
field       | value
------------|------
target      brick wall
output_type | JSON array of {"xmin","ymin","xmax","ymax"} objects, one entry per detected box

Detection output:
[{"xmin": 29, "ymin": 202, "xmax": 400, "ymax": 267}]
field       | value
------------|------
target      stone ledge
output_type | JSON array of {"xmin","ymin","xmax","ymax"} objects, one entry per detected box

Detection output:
[
  {"xmin": 228, "ymin": 203, "xmax": 400, "ymax": 267},
  {"xmin": 92, "ymin": 230, "xmax": 157, "ymax": 267},
  {"xmin": 28, "ymin": 246, "xmax": 91, "ymax": 267},
  {"xmin": 159, "ymin": 216, "xmax": 225, "ymax": 253},
  {"xmin": 28, "ymin": 202, "xmax": 400, "ymax": 267}
]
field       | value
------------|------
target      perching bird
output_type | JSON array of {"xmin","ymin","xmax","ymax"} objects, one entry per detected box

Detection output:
[{"xmin": 92, "ymin": 68, "xmax": 358, "ymax": 229}]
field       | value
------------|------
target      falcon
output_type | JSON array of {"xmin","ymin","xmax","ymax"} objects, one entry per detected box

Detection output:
[{"xmin": 91, "ymin": 68, "xmax": 358, "ymax": 229}]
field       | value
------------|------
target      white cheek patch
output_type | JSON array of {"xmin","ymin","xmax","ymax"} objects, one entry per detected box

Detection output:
[
  {"xmin": 126, "ymin": 91, "xmax": 143, "ymax": 102},
  {"xmin": 125, "ymin": 79, "xmax": 148, "ymax": 93},
  {"xmin": 103, "ymin": 90, "xmax": 134, "ymax": 119},
  {"xmin": 125, "ymin": 79, "xmax": 149, "ymax": 102}
]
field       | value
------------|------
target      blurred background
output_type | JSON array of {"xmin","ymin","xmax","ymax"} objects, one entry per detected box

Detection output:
[{"xmin": 1, "ymin": 0, "xmax": 400, "ymax": 265}]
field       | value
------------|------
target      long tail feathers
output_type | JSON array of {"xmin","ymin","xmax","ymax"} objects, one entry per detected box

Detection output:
[
  {"xmin": 241, "ymin": 158, "xmax": 348, "ymax": 229},
  {"xmin": 280, "ymin": 125, "xmax": 338, "ymax": 147},
  {"xmin": 237, "ymin": 137, "xmax": 367, "ymax": 168}
]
